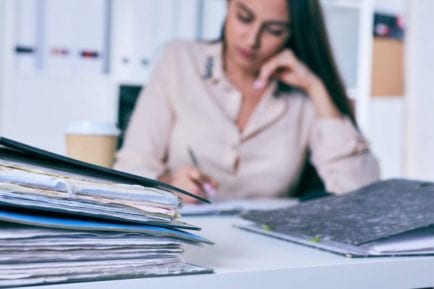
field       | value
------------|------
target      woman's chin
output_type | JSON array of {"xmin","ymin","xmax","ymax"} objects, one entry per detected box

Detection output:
[{"xmin": 234, "ymin": 57, "xmax": 261, "ymax": 71}]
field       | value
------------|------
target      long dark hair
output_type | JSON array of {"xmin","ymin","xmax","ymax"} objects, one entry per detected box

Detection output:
[
  {"xmin": 220, "ymin": 0, "xmax": 356, "ymax": 125},
  {"xmin": 285, "ymin": 0, "xmax": 353, "ymax": 194},
  {"xmin": 285, "ymin": 0, "xmax": 356, "ymax": 124}
]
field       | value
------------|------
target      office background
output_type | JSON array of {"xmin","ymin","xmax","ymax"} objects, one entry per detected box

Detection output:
[{"xmin": 0, "ymin": 0, "xmax": 433, "ymax": 181}]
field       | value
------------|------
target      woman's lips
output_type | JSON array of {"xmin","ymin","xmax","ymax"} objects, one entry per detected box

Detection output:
[{"xmin": 237, "ymin": 47, "xmax": 255, "ymax": 61}]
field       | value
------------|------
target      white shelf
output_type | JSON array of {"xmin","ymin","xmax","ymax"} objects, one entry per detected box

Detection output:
[{"xmin": 13, "ymin": 71, "xmax": 116, "ymax": 85}]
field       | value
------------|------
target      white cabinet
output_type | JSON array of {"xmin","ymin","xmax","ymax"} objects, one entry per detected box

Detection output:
[
  {"xmin": 111, "ymin": 0, "xmax": 202, "ymax": 84},
  {"xmin": 1, "ymin": 0, "xmax": 118, "ymax": 153}
]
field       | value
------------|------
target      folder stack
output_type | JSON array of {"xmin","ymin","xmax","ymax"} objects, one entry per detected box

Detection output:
[{"xmin": 0, "ymin": 137, "xmax": 212, "ymax": 287}]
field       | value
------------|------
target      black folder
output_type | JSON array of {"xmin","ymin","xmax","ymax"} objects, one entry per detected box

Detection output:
[
  {"xmin": 240, "ymin": 179, "xmax": 434, "ymax": 257},
  {"xmin": 0, "ymin": 136, "xmax": 209, "ymax": 203}
]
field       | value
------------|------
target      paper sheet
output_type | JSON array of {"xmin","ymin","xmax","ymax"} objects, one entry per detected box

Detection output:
[{"xmin": 181, "ymin": 198, "xmax": 298, "ymax": 216}]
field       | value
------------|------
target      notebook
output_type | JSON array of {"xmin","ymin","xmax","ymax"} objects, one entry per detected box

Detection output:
[{"xmin": 240, "ymin": 179, "xmax": 434, "ymax": 257}]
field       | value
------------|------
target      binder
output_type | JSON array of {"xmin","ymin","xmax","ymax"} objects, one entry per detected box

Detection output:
[
  {"xmin": 71, "ymin": 0, "xmax": 109, "ymax": 74},
  {"xmin": 0, "ymin": 206, "xmax": 213, "ymax": 244},
  {"xmin": 14, "ymin": 0, "xmax": 39, "ymax": 73},
  {"xmin": 42, "ymin": 0, "xmax": 75, "ymax": 74},
  {"xmin": 0, "ymin": 136, "xmax": 209, "ymax": 203},
  {"xmin": 240, "ymin": 179, "xmax": 434, "ymax": 257}
]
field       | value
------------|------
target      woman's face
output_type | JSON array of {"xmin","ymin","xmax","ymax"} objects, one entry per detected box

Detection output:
[{"xmin": 224, "ymin": 0, "xmax": 290, "ymax": 72}]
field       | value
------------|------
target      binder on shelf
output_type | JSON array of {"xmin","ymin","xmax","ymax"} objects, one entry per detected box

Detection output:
[
  {"xmin": 241, "ymin": 179, "xmax": 434, "ymax": 257},
  {"xmin": 42, "ymin": 0, "xmax": 75, "ymax": 74},
  {"xmin": 14, "ymin": 0, "xmax": 39, "ymax": 73},
  {"xmin": 71, "ymin": 0, "xmax": 109, "ymax": 74},
  {"xmin": 111, "ymin": 0, "xmax": 155, "ymax": 82}
]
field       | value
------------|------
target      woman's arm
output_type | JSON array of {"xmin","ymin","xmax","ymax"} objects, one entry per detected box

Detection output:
[
  {"xmin": 114, "ymin": 45, "xmax": 175, "ymax": 179},
  {"xmin": 307, "ymin": 111, "xmax": 380, "ymax": 194},
  {"xmin": 255, "ymin": 49, "xmax": 342, "ymax": 119},
  {"xmin": 255, "ymin": 49, "xmax": 380, "ymax": 193},
  {"xmin": 115, "ymin": 42, "xmax": 219, "ymax": 202}
]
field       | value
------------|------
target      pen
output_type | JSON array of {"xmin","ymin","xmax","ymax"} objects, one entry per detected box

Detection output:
[{"xmin": 187, "ymin": 146, "xmax": 216, "ymax": 199}]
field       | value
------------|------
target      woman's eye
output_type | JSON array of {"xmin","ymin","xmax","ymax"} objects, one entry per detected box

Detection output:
[
  {"xmin": 266, "ymin": 27, "xmax": 286, "ymax": 37},
  {"xmin": 237, "ymin": 13, "xmax": 252, "ymax": 23}
]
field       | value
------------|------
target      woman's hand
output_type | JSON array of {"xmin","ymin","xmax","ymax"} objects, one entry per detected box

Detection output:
[
  {"xmin": 254, "ymin": 49, "xmax": 319, "ymax": 92},
  {"xmin": 254, "ymin": 49, "xmax": 342, "ymax": 119},
  {"xmin": 158, "ymin": 166, "xmax": 219, "ymax": 204}
]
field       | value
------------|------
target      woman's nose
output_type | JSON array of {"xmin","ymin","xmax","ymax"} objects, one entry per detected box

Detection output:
[{"xmin": 245, "ymin": 24, "xmax": 262, "ymax": 49}]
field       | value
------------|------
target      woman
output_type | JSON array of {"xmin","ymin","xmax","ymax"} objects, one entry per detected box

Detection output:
[{"xmin": 115, "ymin": 0, "xmax": 380, "ymax": 203}]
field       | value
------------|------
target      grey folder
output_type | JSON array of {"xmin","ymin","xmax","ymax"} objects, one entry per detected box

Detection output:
[{"xmin": 240, "ymin": 179, "xmax": 434, "ymax": 257}]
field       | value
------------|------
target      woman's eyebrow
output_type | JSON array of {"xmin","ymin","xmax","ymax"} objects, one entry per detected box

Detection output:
[
  {"xmin": 264, "ymin": 20, "xmax": 290, "ymax": 28},
  {"xmin": 235, "ymin": 1, "xmax": 254, "ymax": 16},
  {"xmin": 235, "ymin": 1, "xmax": 290, "ymax": 27}
]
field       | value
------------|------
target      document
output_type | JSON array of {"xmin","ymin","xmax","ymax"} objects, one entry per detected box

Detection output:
[{"xmin": 182, "ymin": 198, "xmax": 298, "ymax": 216}]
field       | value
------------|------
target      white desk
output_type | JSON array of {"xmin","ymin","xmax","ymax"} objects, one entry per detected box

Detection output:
[{"xmin": 28, "ymin": 216, "xmax": 434, "ymax": 289}]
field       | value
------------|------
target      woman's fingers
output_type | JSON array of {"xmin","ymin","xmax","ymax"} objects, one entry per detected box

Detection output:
[
  {"xmin": 255, "ymin": 50, "xmax": 297, "ymax": 88},
  {"xmin": 254, "ymin": 49, "xmax": 317, "ymax": 90},
  {"xmin": 187, "ymin": 166, "xmax": 218, "ymax": 188},
  {"xmin": 160, "ymin": 166, "xmax": 218, "ymax": 204},
  {"xmin": 173, "ymin": 166, "xmax": 219, "ymax": 202},
  {"xmin": 177, "ymin": 179, "xmax": 206, "ymax": 204},
  {"xmin": 189, "ymin": 167, "xmax": 219, "ymax": 198}
]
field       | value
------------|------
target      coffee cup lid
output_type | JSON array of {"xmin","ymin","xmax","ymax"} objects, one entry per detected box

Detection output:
[{"xmin": 65, "ymin": 121, "xmax": 120, "ymax": 136}]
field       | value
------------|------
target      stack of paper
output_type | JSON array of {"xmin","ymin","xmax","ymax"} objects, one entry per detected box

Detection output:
[
  {"xmin": 0, "ymin": 137, "xmax": 213, "ymax": 287},
  {"xmin": 0, "ymin": 224, "xmax": 211, "ymax": 288},
  {"xmin": 0, "ymin": 159, "xmax": 191, "ymax": 228}
]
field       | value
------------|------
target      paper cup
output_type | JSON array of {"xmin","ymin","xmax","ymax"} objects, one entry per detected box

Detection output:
[{"xmin": 65, "ymin": 121, "xmax": 120, "ymax": 168}]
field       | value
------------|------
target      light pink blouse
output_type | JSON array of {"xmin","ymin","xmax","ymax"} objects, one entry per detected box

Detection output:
[{"xmin": 114, "ymin": 41, "xmax": 380, "ymax": 200}]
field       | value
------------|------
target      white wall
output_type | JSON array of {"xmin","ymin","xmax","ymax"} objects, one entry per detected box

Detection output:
[
  {"xmin": 0, "ymin": 0, "xmax": 6, "ymax": 134},
  {"xmin": 375, "ymin": 0, "xmax": 406, "ymax": 15},
  {"xmin": 405, "ymin": 0, "xmax": 434, "ymax": 181},
  {"xmin": 1, "ymin": 76, "xmax": 118, "ymax": 153},
  {"xmin": 367, "ymin": 98, "xmax": 404, "ymax": 178},
  {"xmin": 365, "ymin": 0, "xmax": 407, "ymax": 179}
]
